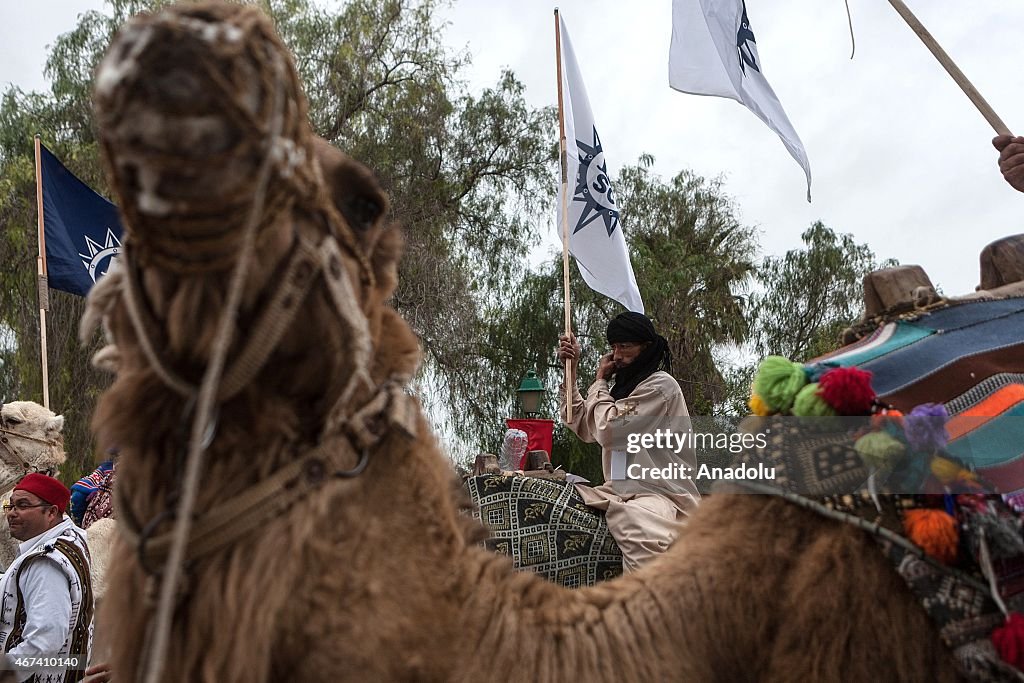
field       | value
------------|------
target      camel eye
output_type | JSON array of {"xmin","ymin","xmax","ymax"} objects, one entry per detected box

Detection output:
[{"xmin": 4, "ymin": 416, "xmax": 22, "ymax": 425}]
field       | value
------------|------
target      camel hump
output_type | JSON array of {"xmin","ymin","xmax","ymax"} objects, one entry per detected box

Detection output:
[
  {"xmin": 979, "ymin": 233, "xmax": 1024, "ymax": 290},
  {"xmin": 863, "ymin": 265, "xmax": 936, "ymax": 318}
]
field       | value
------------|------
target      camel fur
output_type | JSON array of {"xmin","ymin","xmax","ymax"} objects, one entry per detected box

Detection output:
[
  {"xmin": 84, "ymin": 517, "xmax": 116, "ymax": 604},
  {"xmin": 86, "ymin": 3, "xmax": 963, "ymax": 681}
]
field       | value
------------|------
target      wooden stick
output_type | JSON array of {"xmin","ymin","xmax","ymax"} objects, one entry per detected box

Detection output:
[
  {"xmin": 33, "ymin": 135, "xmax": 50, "ymax": 410},
  {"xmin": 888, "ymin": 0, "xmax": 1011, "ymax": 136},
  {"xmin": 555, "ymin": 9, "xmax": 573, "ymax": 422}
]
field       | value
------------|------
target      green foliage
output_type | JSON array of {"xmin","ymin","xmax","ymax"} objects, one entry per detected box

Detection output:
[
  {"xmin": 270, "ymin": 0, "xmax": 555, "ymax": 301},
  {"xmin": 750, "ymin": 221, "xmax": 896, "ymax": 363},
  {"xmin": 267, "ymin": 0, "xmax": 557, "ymax": 443},
  {"xmin": 0, "ymin": 0, "xmax": 176, "ymax": 481}
]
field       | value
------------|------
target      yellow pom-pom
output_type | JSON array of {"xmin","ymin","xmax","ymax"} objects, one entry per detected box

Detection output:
[
  {"xmin": 748, "ymin": 393, "xmax": 770, "ymax": 416},
  {"xmin": 930, "ymin": 456, "xmax": 979, "ymax": 488},
  {"xmin": 930, "ymin": 456, "xmax": 961, "ymax": 485},
  {"xmin": 903, "ymin": 508, "xmax": 958, "ymax": 565}
]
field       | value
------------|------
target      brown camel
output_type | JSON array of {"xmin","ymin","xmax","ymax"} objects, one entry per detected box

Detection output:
[{"xmin": 84, "ymin": 3, "xmax": 977, "ymax": 681}]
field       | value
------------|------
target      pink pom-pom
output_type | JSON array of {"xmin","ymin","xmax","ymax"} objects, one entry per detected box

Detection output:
[
  {"xmin": 817, "ymin": 367, "xmax": 876, "ymax": 415},
  {"xmin": 993, "ymin": 612, "xmax": 1024, "ymax": 670}
]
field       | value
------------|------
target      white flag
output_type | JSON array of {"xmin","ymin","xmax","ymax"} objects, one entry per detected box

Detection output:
[
  {"xmin": 558, "ymin": 15, "xmax": 644, "ymax": 314},
  {"xmin": 669, "ymin": 0, "xmax": 812, "ymax": 199}
]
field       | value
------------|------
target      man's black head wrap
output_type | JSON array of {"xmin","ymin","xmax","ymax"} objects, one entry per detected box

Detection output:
[{"xmin": 605, "ymin": 312, "xmax": 672, "ymax": 400}]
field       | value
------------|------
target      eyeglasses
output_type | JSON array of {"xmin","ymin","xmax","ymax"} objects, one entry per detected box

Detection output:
[
  {"xmin": 611, "ymin": 342, "xmax": 647, "ymax": 352},
  {"xmin": 2, "ymin": 503, "xmax": 54, "ymax": 513}
]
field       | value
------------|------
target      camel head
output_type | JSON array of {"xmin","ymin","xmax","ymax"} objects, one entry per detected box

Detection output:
[
  {"xmin": 88, "ymin": 1, "xmax": 420, "ymax": 454},
  {"xmin": 0, "ymin": 401, "xmax": 65, "ymax": 485}
]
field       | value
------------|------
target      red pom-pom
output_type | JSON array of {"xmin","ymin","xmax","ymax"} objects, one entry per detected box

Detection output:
[
  {"xmin": 818, "ymin": 367, "xmax": 876, "ymax": 415},
  {"xmin": 993, "ymin": 613, "xmax": 1024, "ymax": 670}
]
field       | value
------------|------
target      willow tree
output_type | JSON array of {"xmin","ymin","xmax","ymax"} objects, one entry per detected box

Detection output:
[{"xmin": 750, "ymin": 221, "xmax": 895, "ymax": 363}]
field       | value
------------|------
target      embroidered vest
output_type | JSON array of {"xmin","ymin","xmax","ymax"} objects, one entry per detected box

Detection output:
[{"xmin": 0, "ymin": 527, "xmax": 94, "ymax": 683}]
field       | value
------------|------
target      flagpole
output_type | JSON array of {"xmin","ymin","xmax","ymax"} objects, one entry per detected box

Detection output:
[
  {"xmin": 33, "ymin": 135, "xmax": 51, "ymax": 409},
  {"xmin": 554, "ymin": 9, "xmax": 574, "ymax": 422},
  {"xmin": 888, "ymin": 0, "xmax": 1011, "ymax": 136}
]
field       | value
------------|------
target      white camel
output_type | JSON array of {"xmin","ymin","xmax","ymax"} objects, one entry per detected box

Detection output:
[{"xmin": 0, "ymin": 401, "xmax": 66, "ymax": 569}]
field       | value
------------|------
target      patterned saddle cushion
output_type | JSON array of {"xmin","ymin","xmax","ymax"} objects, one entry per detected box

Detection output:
[{"xmin": 465, "ymin": 475, "xmax": 623, "ymax": 587}]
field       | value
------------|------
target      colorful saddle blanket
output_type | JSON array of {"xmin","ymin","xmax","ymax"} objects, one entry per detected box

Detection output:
[
  {"xmin": 739, "ymin": 297, "xmax": 1024, "ymax": 681},
  {"xmin": 808, "ymin": 297, "xmax": 1024, "ymax": 500},
  {"xmin": 465, "ymin": 475, "xmax": 623, "ymax": 587}
]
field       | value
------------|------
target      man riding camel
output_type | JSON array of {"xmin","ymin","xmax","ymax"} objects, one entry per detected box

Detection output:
[{"xmin": 559, "ymin": 312, "xmax": 701, "ymax": 572}]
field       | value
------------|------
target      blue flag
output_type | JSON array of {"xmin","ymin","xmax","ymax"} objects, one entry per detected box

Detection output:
[{"xmin": 39, "ymin": 144, "xmax": 123, "ymax": 296}]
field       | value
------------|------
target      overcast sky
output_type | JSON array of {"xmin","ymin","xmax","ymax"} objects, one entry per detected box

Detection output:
[{"xmin": 3, "ymin": 0, "xmax": 1022, "ymax": 298}]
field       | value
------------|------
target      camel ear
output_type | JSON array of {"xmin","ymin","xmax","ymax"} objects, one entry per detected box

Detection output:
[
  {"xmin": 313, "ymin": 137, "xmax": 388, "ymax": 233},
  {"xmin": 45, "ymin": 415, "xmax": 65, "ymax": 436}
]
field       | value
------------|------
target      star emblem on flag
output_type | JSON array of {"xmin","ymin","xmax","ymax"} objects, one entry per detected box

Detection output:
[
  {"xmin": 572, "ymin": 126, "xmax": 620, "ymax": 237},
  {"xmin": 736, "ymin": 0, "xmax": 761, "ymax": 74},
  {"xmin": 79, "ymin": 228, "xmax": 122, "ymax": 283}
]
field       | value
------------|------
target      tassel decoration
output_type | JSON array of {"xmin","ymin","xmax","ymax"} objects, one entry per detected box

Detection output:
[
  {"xmin": 993, "ymin": 613, "xmax": 1024, "ymax": 671},
  {"xmin": 930, "ymin": 456, "xmax": 962, "ymax": 485},
  {"xmin": 748, "ymin": 393, "xmax": 770, "ymax": 417},
  {"xmin": 818, "ymin": 366, "xmax": 876, "ymax": 415},
  {"xmin": 791, "ymin": 383, "xmax": 838, "ymax": 417},
  {"xmin": 905, "ymin": 403, "xmax": 950, "ymax": 453},
  {"xmin": 752, "ymin": 356, "xmax": 807, "ymax": 413},
  {"xmin": 903, "ymin": 508, "xmax": 959, "ymax": 565},
  {"xmin": 854, "ymin": 431, "xmax": 905, "ymax": 470}
]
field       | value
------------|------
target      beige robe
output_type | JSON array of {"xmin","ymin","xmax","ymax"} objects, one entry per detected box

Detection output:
[{"xmin": 561, "ymin": 371, "xmax": 701, "ymax": 572}]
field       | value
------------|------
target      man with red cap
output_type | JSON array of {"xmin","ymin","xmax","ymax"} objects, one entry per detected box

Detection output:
[{"xmin": 0, "ymin": 472, "xmax": 93, "ymax": 681}]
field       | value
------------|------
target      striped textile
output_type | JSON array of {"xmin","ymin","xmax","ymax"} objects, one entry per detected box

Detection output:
[
  {"xmin": 946, "ymin": 373, "xmax": 1024, "ymax": 415},
  {"xmin": 811, "ymin": 300, "xmax": 1024, "ymax": 393},
  {"xmin": 768, "ymin": 297, "xmax": 1024, "ymax": 680},
  {"xmin": 808, "ymin": 298, "xmax": 1024, "ymax": 497},
  {"xmin": 808, "ymin": 322, "xmax": 930, "ymax": 368}
]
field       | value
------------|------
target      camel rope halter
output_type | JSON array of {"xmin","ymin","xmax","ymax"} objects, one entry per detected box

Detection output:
[
  {"xmin": 0, "ymin": 419, "xmax": 60, "ymax": 491},
  {"xmin": 87, "ymin": 6, "xmax": 414, "ymax": 683}
]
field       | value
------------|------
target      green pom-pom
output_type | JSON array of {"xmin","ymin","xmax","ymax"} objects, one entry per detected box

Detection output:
[
  {"xmin": 752, "ymin": 356, "xmax": 808, "ymax": 413},
  {"xmin": 855, "ymin": 431, "xmax": 905, "ymax": 470},
  {"xmin": 791, "ymin": 383, "xmax": 837, "ymax": 417}
]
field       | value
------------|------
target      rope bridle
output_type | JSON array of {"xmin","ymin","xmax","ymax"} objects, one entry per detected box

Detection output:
[
  {"xmin": 109, "ymin": 26, "xmax": 404, "ymax": 574},
  {"xmin": 0, "ymin": 421, "xmax": 60, "ymax": 492},
  {"xmin": 91, "ymin": 7, "xmax": 419, "ymax": 681},
  {"xmin": 120, "ymin": 95, "xmax": 416, "ymax": 683},
  {"xmin": 115, "ymin": 225, "xmax": 418, "ymax": 571}
]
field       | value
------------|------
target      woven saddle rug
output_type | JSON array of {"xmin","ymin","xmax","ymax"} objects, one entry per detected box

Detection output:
[
  {"xmin": 731, "ymin": 297, "xmax": 1024, "ymax": 681},
  {"xmin": 465, "ymin": 475, "xmax": 623, "ymax": 588}
]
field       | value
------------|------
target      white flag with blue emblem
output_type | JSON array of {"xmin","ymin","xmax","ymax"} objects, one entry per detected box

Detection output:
[
  {"xmin": 558, "ymin": 15, "xmax": 644, "ymax": 314},
  {"xmin": 668, "ymin": 0, "xmax": 812, "ymax": 200}
]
